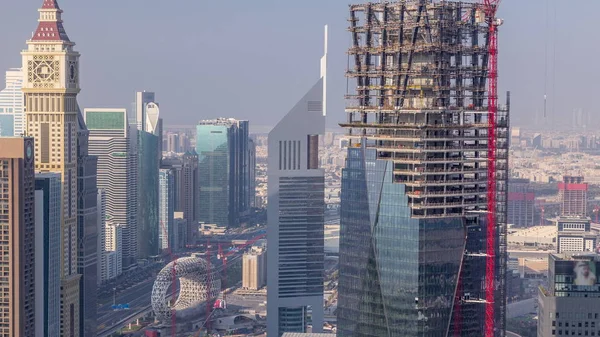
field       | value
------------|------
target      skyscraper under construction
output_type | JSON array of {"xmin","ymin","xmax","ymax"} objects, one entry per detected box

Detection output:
[{"xmin": 336, "ymin": 1, "xmax": 509, "ymax": 336}]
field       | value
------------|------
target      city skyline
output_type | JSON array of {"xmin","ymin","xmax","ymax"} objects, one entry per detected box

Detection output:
[{"xmin": 2, "ymin": 1, "xmax": 597, "ymax": 130}]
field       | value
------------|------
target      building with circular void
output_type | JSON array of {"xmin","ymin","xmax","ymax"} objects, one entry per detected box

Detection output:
[{"xmin": 151, "ymin": 256, "xmax": 221, "ymax": 323}]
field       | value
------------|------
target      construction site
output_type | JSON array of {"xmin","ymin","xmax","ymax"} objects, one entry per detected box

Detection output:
[{"xmin": 337, "ymin": 1, "xmax": 509, "ymax": 336}]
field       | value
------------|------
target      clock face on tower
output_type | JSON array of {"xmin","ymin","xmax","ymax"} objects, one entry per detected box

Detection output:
[
  {"xmin": 69, "ymin": 64, "xmax": 75, "ymax": 80},
  {"xmin": 26, "ymin": 143, "xmax": 33, "ymax": 162}
]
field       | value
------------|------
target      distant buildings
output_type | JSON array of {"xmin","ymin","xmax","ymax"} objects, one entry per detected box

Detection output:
[
  {"xmin": 34, "ymin": 172, "xmax": 61, "ymax": 337},
  {"xmin": 158, "ymin": 169, "xmax": 174, "ymax": 251},
  {"xmin": 267, "ymin": 27, "xmax": 327, "ymax": 336},
  {"xmin": 196, "ymin": 118, "xmax": 250, "ymax": 228},
  {"xmin": 556, "ymin": 216, "xmax": 597, "ymax": 254},
  {"xmin": 559, "ymin": 176, "xmax": 588, "ymax": 216},
  {"xmin": 242, "ymin": 246, "xmax": 266, "ymax": 290},
  {"xmin": 538, "ymin": 253, "xmax": 600, "ymax": 337},
  {"xmin": 85, "ymin": 108, "xmax": 139, "ymax": 268},
  {"xmin": 0, "ymin": 137, "xmax": 36, "ymax": 337},
  {"xmin": 173, "ymin": 212, "xmax": 188, "ymax": 252},
  {"xmin": 0, "ymin": 68, "xmax": 23, "ymax": 137},
  {"xmin": 508, "ymin": 178, "xmax": 535, "ymax": 227}
]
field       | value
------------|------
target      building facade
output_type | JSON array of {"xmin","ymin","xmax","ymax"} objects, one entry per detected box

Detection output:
[
  {"xmin": 336, "ymin": 3, "xmax": 509, "ymax": 336},
  {"xmin": 104, "ymin": 222, "xmax": 123, "ymax": 280},
  {"xmin": 34, "ymin": 172, "xmax": 61, "ymax": 337},
  {"xmin": 559, "ymin": 176, "xmax": 588, "ymax": 217},
  {"xmin": 196, "ymin": 118, "xmax": 249, "ymax": 228},
  {"xmin": 266, "ymin": 27, "xmax": 327, "ymax": 337},
  {"xmin": 135, "ymin": 92, "xmax": 162, "ymax": 258},
  {"xmin": 0, "ymin": 137, "xmax": 36, "ymax": 337},
  {"xmin": 159, "ymin": 169, "xmax": 175, "ymax": 251},
  {"xmin": 0, "ymin": 69, "xmax": 24, "ymax": 137},
  {"xmin": 556, "ymin": 216, "xmax": 597, "ymax": 254},
  {"xmin": 76, "ymin": 111, "xmax": 98, "ymax": 336},
  {"xmin": 508, "ymin": 178, "xmax": 535, "ymax": 227},
  {"xmin": 21, "ymin": 1, "xmax": 82, "ymax": 334},
  {"xmin": 538, "ymin": 253, "xmax": 600, "ymax": 337},
  {"xmin": 97, "ymin": 190, "xmax": 107, "ymax": 284},
  {"xmin": 242, "ymin": 246, "xmax": 267, "ymax": 291},
  {"xmin": 85, "ymin": 108, "xmax": 138, "ymax": 268}
]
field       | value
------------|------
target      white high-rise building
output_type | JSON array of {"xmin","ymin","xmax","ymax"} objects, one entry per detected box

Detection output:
[
  {"xmin": 104, "ymin": 222, "xmax": 123, "ymax": 279},
  {"xmin": 85, "ymin": 108, "xmax": 138, "ymax": 268},
  {"xmin": 159, "ymin": 169, "xmax": 174, "ymax": 250},
  {"xmin": 267, "ymin": 26, "xmax": 327, "ymax": 336},
  {"xmin": 0, "ymin": 68, "xmax": 24, "ymax": 137}
]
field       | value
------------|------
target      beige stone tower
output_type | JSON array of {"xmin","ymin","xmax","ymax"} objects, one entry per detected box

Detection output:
[{"xmin": 21, "ymin": 0, "xmax": 81, "ymax": 335}]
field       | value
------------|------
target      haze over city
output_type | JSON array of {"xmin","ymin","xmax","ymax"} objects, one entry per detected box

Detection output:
[
  {"xmin": 1, "ymin": 1, "xmax": 600, "ymax": 337},
  {"xmin": 1, "ymin": 0, "xmax": 599, "ymax": 129}
]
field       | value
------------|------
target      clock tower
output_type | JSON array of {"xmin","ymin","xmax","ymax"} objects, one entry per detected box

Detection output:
[{"xmin": 22, "ymin": 0, "xmax": 81, "ymax": 336}]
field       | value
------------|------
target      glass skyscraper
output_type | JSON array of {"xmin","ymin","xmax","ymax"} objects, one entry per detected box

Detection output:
[
  {"xmin": 0, "ymin": 68, "xmax": 23, "ymax": 137},
  {"xmin": 196, "ymin": 118, "xmax": 249, "ymax": 228},
  {"xmin": 158, "ymin": 169, "xmax": 174, "ymax": 251},
  {"xmin": 336, "ymin": 2, "xmax": 509, "ymax": 336}
]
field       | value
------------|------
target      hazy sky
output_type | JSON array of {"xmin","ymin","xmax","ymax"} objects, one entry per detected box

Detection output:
[{"xmin": 0, "ymin": 1, "xmax": 597, "ymax": 130}]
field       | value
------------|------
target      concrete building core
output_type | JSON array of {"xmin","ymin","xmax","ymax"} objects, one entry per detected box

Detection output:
[{"xmin": 242, "ymin": 246, "xmax": 266, "ymax": 290}]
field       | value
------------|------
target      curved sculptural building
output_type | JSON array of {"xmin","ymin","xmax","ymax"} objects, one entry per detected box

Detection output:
[{"xmin": 152, "ymin": 256, "xmax": 221, "ymax": 323}]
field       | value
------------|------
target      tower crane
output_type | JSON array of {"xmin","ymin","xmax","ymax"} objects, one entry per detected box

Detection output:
[{"xmin": 482, "ymin": 0, "xmax": 502, "ymax": 336}]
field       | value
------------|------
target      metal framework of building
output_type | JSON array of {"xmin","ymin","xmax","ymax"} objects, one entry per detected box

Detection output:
[
  {"xmin": 340, "ymin": 1, "xmax": 508, "ymax": 335},
  {"xmin": 151, "ymin": 257, "xmax": 221, "ymax": 323}
]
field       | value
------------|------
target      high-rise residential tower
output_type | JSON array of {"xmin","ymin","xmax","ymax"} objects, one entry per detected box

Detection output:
[
  {"xmin": 34, "ymin": 172, "xmax": 61, "ymax": 337},
  {"xmin": 336, "ymin": 2, "xmax": 509, "ymax": 336},
  {"xmin": 266, "ymin": 26, "xmax": 327, "ymax": 337},
  {"xmin": 22, "ymin": 1, "xmax": 82, "ymax": 334},
  {"xmin": 508, "ymin": 178, "xmax": 535, "ymax": 227},
  {"xmin": 159, "ymin": 169, "xmax": 175, "ymax": 250},
  {"xmin": 196, "ymin": 118, "xmax": 249, "ymax": 228},
  {"xmin": 559, "ymin": 175, "xmax": 588, "ymax": 217},
  {"xmin": 0, "ymin": 137, "xmax": 36, "ymax": 337},
  {"xmin": 85, "ymin": 108, "xmax": 138, "ymax": 268},
  {"xmin": 76, "ymin": 111, "xmax": 98, "ymax": 336},
  {"xmin": 0, "ymin": 69, "xmax": 24, "ymax": 137}
]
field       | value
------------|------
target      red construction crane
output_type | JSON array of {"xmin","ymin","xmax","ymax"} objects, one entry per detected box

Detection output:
[
  {"xmin": 217, "ymin": 233, "xmax": 266, "ymax": 303},
  {"xmin": 483, "ymin": 0, "xmax": 502, "ymax": 336}
]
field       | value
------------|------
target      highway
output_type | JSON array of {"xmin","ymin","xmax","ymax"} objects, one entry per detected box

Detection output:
[
  {"xmin": 97, "ymin": 279, "xmax": 155, "ymax": 331},
  {"xmin": 97, "ymin": 227, "xmax": 264, "ymax": 335}
]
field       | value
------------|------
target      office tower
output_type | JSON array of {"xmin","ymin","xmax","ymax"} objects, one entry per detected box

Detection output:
[
  {"xmin": 242, "ymin": 246, "xmax": 267, "ymax": 290},
  {"xmin": 166, "ymin": 133, "xmax": 180, "ymax": 153},
  {"xmin": 196, "ymin": 118, "xmax": 249, "ymax": 228},
  {"xmin": 0, "ymin": 69, "xmax": 24, "ymax": 136},
  {"xmin": 104, "ymin": 223, "xmax": 123, "ymax": 280},
  {"xmin": 181, "ymin": 151, "xmax": 199, "ymax": 239},
  {"xmin": 266, "ymin": 26, "xmax": 327, "ymax": 337},
  {"xmin": 135, "ymin": 93, "xmax": 161, "ymax": 258},
  {"xmin": 559, "ymin": 176, "xmax": 588, "ymax": 216},
  {"xmin": 336, "ymin": 3, "xmax": 509, "ymax": 336},
  {"xmin": 0, "ymin": 137, "xmax": 36, "ymax": 337},
  {"xmin": 508, "ymin": 178, "xmax": 535, "ymax": 227},
  {"xmin": 538, "ymin": 253, "xmax": 600, "ymax": 337},
  {"xmin": 173, "ymin": 213, "xmax": 188, "ymax": 252},
  {"xmin": 75, "ymin": 111, "xmax": 98, "ymax": 336},
  {"xmin": 21, "ymin": 1, "xmax": 82, "ymax": 334},
  {"xmin": 34, "ymin": 172, "xmax": 61, "ymax": 337},
  {"xmin": 555, "ymin": 216, "xmax": 597, "ymax": 254},
  {"xmin": 159, "ymin": 169, "xmax": 175, "ymax": 250},
  {"xmin": 248, "ymin": 137, "xmax": 257, "ymax": 208},
  {"xmin": 84, "ymin": 108, "xmax": 138, "ymax": 268},
  {"xmin": 97, "ymin": 190, "xmax": 106, "ymax": 285}
]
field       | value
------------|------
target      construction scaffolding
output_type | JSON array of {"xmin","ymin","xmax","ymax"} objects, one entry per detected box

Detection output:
[{"xmin": 341, "ymin": 1, "xmax": 508, "ymax": 336}]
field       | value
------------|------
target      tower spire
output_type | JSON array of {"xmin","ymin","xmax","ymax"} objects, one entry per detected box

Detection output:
[{"xmin": 31, "ymin": 0, "xmax": 70, "ymax": 42}]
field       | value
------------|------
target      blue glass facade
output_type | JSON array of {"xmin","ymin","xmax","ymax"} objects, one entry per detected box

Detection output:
[
  {"xmin": 0, "ymin": 115, "xmax": 14, "ymax": 136},
  {"xmin": 138, "ymin": 130, "xmax": 160, "ymax": 257},
  {"xmin": 337, "ymin": 147, "xmax": 486, "ymax": 337}
]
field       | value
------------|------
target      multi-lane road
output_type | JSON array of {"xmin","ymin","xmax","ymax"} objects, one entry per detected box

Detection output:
[{"xmin": 97, "ymin": 279, "xmax": 155, "ymax": 331}]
